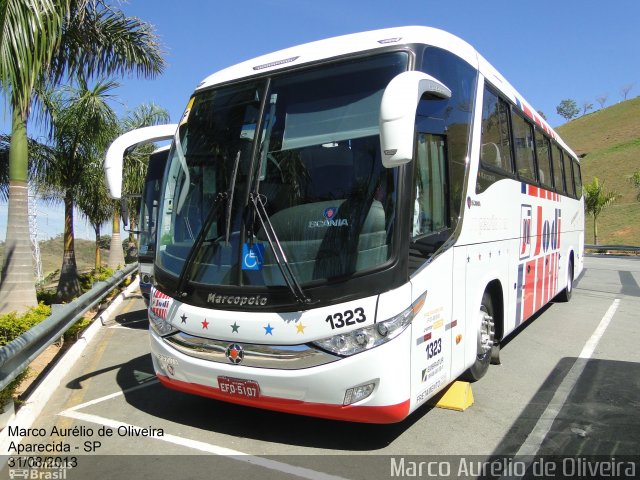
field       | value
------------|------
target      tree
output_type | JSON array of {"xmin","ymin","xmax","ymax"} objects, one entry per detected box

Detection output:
[
  {"xmin": 36, "ymin": 78, "xmax": 120, "ymax": 300},
  {"xmin": 583, "ymin": 177, "xmax": 618, "ymax": 245},
  {"xmin": 0, "ymin": 0, "xmax": 164, "ymax": 313},
  {"xmin": 596, "ymin": 94, "xmax": 608, "ymax": 109},
  {"xmin": 76, "ymin": 158, "xmax": 114, "ymax": 270},
  {"xmin": 630, "ymin": 171, "xmax": 640, "ymax": 202},
  {"xmin": 537, "ymin": 110, "xmax": 547, "ymax": 121},
  {"xmin": 581, "ymin": 101, "xmax": 593, "ymax": 116},
  {"xmin": 621, "ymin": 84, "xmax": 634, "ymax": 100},
  {"xmin": 556, "ymin": 99, "xmax": 579, "ymax": 121},
  {"xmin": 0, "ymin": 0, "xmax": 67, "ymax": 313}
]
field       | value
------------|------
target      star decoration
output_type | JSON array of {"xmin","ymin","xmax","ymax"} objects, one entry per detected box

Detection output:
[
  {"xmin": 296, "ymin": 322, "xmax": 306, "ymax": 334},
  {"xmin": 264, "ymin": 323, "xmax": 274, "ymax": 335},
  {"xmin": 230, "ymin": 322, "xmax": 240, "ymax": 333},
  {"xmin": 202, "ymin": 319, "xmax": 209, "ymax": 329},
  {"xmin": 180, "ymin": 313, "xmax": 187, "ymax": 324}
]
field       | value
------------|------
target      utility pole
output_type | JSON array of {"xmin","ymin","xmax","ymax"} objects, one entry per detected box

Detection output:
[{"xmin": 28, "ymin": 192, "xmax": 43, "ymax": 283}]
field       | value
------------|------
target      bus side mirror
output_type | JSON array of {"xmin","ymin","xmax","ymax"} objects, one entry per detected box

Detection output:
[
  {"xmin": 379, "ymin": 71, "xmax": 451, "ymax": 168},
  {"xmin": 105, "ymin": 124, "xmax": 178, "ymax": 199}
]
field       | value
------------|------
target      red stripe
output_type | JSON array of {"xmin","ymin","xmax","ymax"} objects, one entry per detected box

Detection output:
[
  {"xmin": 157, "ymin": 374, "xmax": 411, "ymax": 424},
  {"xmin": 554, "ymin": 252, "xmax": 559, "ymax": 296},
  {"xmin": 557, "ymin": 218, "xmax": 562, "ymax": 248},
  {"xmin": 536, "ymin": 257, "xmax": 544, "ymax": 311},
  {"xmin": 534, "ymin": 206, "xmax": 543, "ymax": 256},
  {"xmin": 523, "ymin": 104, "xmax": 534, "ymax": 121},
  {"xmin": 545, "ymin": 254, "xmax": 552, "ymax": 303},
  {"xmin": 524, "ymin": 260, "xmax": 536, "ymax": 320},
  {"xmin": 551, "ymin": 254, "xmax": 556, "ymax": 300}
]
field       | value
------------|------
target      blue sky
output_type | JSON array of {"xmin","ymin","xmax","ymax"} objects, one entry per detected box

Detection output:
[{"xmin": 1, "ymin": 0, "xmax": 639, "ymax": 240}]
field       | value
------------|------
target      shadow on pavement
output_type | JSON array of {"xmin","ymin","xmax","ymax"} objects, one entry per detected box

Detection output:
[{"xmin": 110, "ymin": 353, "xmax": 435, "ymax": 451}]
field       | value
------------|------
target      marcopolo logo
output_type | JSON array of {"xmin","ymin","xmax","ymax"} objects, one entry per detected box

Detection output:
[
  {"xmin": 308, "ymin": 206, "xmax": 349, "ymax": 228},
  {"xmin": 207, "ymin": 293, "xmax": 268, "ymax": 306}
]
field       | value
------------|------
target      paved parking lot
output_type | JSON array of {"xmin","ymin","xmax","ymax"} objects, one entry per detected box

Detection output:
[{"xmin": 1, "ymin": 255, "xmax": 639, "ymax": 479}]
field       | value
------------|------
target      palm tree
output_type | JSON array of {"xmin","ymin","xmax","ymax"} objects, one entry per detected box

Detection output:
[
  {"xmin": 583, "ymin": 177, "xmax": 618, "ymax": 245},
  {"xmin": 0, "ymin": 0, "xmax": 164, "ymax": 313},
  {"xmin": 107, "ymin": 103, "xmax": 169, "ymax": 269},
  {"xmin": 0, "ymin": 0, "xmax": 67, "ymax": 313},
  {"xmin": 75, "ymin": 156, "xmax": 114, "ymax": 270},
  {"xmin": 36, "ymin": 78, "xmax": 119, "ymax": 301}
]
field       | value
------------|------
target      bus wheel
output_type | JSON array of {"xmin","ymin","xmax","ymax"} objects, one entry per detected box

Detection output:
[
  {"xmin": 463, "ymin": 291, "xmax": 495, "ymax": 382},
  {"xmin": 556, "ymin": 257, "xmax": 574, "ymax": 302}
]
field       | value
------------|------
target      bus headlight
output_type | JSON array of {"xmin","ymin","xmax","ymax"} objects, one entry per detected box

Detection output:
[
  {"xmin": 312, "ymin": 294, "xmax": 425, "ymax": 357},
  {"xmin": 148, "ymin": 309, "xmax": 178, "ymax": 337}
]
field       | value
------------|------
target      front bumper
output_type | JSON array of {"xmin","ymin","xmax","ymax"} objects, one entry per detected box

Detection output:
[{"xmin": 150, "ymin": 327, "xmax": 412, "ymax": 423}]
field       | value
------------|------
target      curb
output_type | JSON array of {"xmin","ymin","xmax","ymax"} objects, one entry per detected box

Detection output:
[{"xmin": 0, "ymin": 277, "xmax": 141, "ymax": 458}]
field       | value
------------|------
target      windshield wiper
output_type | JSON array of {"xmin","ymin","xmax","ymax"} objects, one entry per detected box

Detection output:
[
  {"xmin": 175, "ymin": 192, "xmax": 228, "ymax": 297},
  {"xmin": 248, "ymin": 192, "xmax": 311, "ymax": 305}
]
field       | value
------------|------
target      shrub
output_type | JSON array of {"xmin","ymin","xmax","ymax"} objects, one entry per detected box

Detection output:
[
  {"xmin": 79, "ymin": 267, "xmax": 114, "ymax": 292},
  {"xmin": 0, "ymin": 303, "xmax": 51, "ymax": 347},
  {"xmin": 0, "ymin": 304, "xmax": 50, "ymax": 411},
  {"xmin": 64, "ymin": 318, "xmax": 92, "ymax": 341},
  {"xmin": 0, "ymin": 369, "xmax": 30, "ymax": 412},
  {"xmin": 36, "ymin": 288, "xmax": 57, "ymax": 306}
]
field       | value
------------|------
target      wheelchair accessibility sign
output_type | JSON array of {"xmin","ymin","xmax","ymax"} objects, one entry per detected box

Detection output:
[{"xmin": 242, "ymin": 243, "xmax": 265, "ymax": 271}]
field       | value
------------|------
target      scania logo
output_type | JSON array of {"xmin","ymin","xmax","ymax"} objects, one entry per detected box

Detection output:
[
  {"xmin": 207, "ymin": 293, "xmax": 268, "ymax": 306},
  {"xmin": 225, "ymin": 343, "xmax": 244, "ymax": 365}
]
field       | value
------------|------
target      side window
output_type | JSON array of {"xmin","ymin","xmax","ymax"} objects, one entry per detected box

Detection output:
[
  {"xmin": 535, "ymin": 130, "xmax": 553, "ymax": 189},
  {"xmin": 572, "ymin": 159, "xmax": 583, "ymax": 197},
  {"xmin": 477, "ymin": 86, "xmax": 513, "ymax": 193},
  {"xmin": 480, "ymin": 87, "xmax": 513, "ymax": 173},
  {"xmin": 512, "ymin": 112, "xmax": 537, "ymax": 182},
  {"xmin": 563, "ymin": 152, "xmax": 575, "ymax": 197},
  {"xmin": 551, "ymin": 144, "xmax": 565, "ymax": 193},
  {"xmin": 413, "ymin": 133, "xmax": 448, "ymax": 238},
  {"xmin": 420, "ymin": 47, "xmax": 477, "ymax": 231}
]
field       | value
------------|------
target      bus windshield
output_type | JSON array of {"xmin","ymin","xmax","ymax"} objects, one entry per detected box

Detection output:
[{"xmin": 157, "ymin": 52, "xmax": 407, "ymax": 291}]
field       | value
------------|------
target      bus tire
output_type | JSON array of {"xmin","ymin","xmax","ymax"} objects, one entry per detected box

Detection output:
[
  {"xmin": 463, "ymin": 290, "xmax": 495, "ymax": 382},
  {"xmin": 556, "ymin": 257, "xmax": 574, "ymax": 302}
]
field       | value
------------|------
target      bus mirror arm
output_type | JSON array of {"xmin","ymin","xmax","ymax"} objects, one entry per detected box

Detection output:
[
  {"xmin": 104, "ymin": 124, "xmax": 178, "ymax": 199},
  {"xmin": 121, "ymin": 193, "xmax": 143, "ymax": 234},
  {"xmin": 121, "ymin": 200, "xmax": 129, "ymax": 229},
  {"xmin": 379, "ymin": 71, "xmax": 451, "ymax": 168}
]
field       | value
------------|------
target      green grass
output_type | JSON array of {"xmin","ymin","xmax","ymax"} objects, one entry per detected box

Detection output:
[
  {"xmin": 557, "ymin": 97, "xmax": 640, "ymax": 245},
  {"xmin": 0, "ymin": 235, "xmax": 109, "ymax": 285}
]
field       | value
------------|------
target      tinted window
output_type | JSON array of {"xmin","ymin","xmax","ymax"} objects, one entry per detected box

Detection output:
[
  {"xmin": 573, "ymin": 159, "xmax": 582, "ymax": 197},
  {"xmin": 535, "ymin": 130, "xmax": 553, "ymax": 188},
  {"xmin": 420, "ymin": 47, "xmax": 477, "ymax": 229},
  {"xmin": 512, "ymin": 112, "xmax": 536, "ymax": 182},
  {"xmin": 562, "ymin": 150, "xmax": 575, "ymax": 197},
  {"xmin": 480, "ymin": 87, "xmax": 513, "ymax": 174},
  {"xmin": 551, "ymin": 144, "xmax": 565, "ymax": 193}
]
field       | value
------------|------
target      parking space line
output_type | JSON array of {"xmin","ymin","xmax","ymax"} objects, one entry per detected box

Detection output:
[
  {"xmin": 59, "ymin": 380, "xmax": 158, "ymax": 414},
  {"xmin": 58, "ymin": 409, "xmax": 349, "ymax": 480},
  {"xmin": 503, "ymin": 298, "xmax": 621, "ymax": 476}
]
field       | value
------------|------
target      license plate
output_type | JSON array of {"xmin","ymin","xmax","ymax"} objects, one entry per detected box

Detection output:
[{"xmin": 218, "ymin": 377, "xmax": 260, "ymax": 398}]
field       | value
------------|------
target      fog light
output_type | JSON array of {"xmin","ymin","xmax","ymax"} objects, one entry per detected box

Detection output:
[
  {"xmin": 343, "ymin": 382, "xmax": 375, "ymax": 406},
  {"xmin": 376, "ymin": 323, "xmax": 389, "ymax": 337},
  {"xmin": 333, "ymin": 335, "xmax": 347, "ymax": 349},
  {"xmin": 142, "ymin": 274, "xmax": 151, "ymax": 284}
]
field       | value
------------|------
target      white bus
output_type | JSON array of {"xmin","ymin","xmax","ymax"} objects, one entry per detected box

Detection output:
[{"xmin": 105, "ymin": 26, "xmax": 584, "ymax": 423}]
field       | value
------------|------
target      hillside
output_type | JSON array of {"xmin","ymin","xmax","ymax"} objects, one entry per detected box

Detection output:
[
  {"xmin": 556, "ymin": 97, "xmax": 640, "ymax": 246},
  {"xmin": 0, "ymin": 236, "xmax": 109, "ymax": 285}
]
